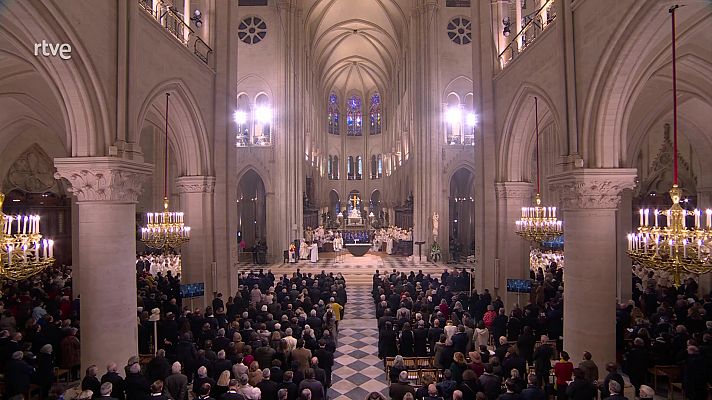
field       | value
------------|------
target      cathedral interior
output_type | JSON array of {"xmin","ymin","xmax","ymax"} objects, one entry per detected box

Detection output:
[{"xmin": 0, "ymin": 0, "xmax": 711, "ymax": 397}]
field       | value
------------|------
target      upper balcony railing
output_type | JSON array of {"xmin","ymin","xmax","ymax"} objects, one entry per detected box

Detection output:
[
  {"xmin": 138, "ymin": 0, "xmax": 213, "ymax": 65},
  {"xmin": 499, "ymin": 0, "xmax": 557, "ymax": 68}
]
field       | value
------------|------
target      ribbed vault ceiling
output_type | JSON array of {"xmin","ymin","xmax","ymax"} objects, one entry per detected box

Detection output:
[{"xmin": 304, "ymin": 0, "xmax": 408, "ymax": 96}]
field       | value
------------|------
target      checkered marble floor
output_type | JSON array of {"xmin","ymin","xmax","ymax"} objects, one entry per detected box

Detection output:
[{"xmin": 328, "ymin": 285, "xmax": 388, "ymax": 400}]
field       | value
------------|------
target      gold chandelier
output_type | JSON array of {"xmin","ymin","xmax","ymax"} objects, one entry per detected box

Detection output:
[
  {"xmin": 627, "ymin": 5, "xmax": 712, "ymax": 288},
  {"xmin": 0, "ymin": 193, "xmax": 55, "ymax": 280},
  {"xmin": 140, "ymin": 93, "xmax": 190, "ymax": 252},
  {"xmin": 515, "ymin": 97, "xmax": 563, "ymax": 244}
]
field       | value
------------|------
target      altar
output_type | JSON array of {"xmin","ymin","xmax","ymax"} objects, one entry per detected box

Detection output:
[
  {"xmin": 345, "ymin": 194, "xmax": 365, "ymax": 226},
  {"xmin": 345, "ymin": 243, "xmax": 371, "ymax": 257}
]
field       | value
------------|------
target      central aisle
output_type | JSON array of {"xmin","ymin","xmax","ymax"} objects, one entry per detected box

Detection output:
[{"xmin": 327, "ymin": 283, "xmax": 388, "ymax": 400}]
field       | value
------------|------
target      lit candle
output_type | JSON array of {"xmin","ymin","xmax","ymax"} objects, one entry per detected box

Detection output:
[
  {"xmin": 640, "ymin": 209, "xmax": 644, "ymax": 226},
  {"xmin": 644, "ymin": 209, "xmax": 649, "ymax": 226},
  {"xmin": 654, "ymin": 210, "xmax": 659, "ymax": 228},
  {"xmin": 16, "ymin": 216, "xmax": 20, "ymax": 233},
  {"xmin": 644, "ymin": 237, "xmax": 648, "ymax": 253},
  {"xmin": 627, "ymin": 234, "xmax": 633, "ymax": 251},
  {"xmin": 683, "ymin": 239, "xmax": 688, "ymax": 258},
  {"xmin": 48, "ymin": 240, "xmax": 54, "ymax": 259},
  {"xmin": 23, "ymin": 216, "xmax": 27, "ymax": 234},
  {"xmin": 707, "ymin": 209, "xmax": 712, "ymax": 229},
  {"xmin": 7, "ymin": 245, "xmax": 12, "ymax": 266},
  {"xmin": 694, "ymin": 210, "xmax": 700, "ymax": 229},
  {"xmin": 42, "ymin": 239, "xmax": 47, "ymax": 259},
  {"xmin": 669, "ymin": 239, "xmax": 674, "ymax": 258},
  {"xmin": 521, "ymin": 207, "xmax": 526, "ymax": 218}
]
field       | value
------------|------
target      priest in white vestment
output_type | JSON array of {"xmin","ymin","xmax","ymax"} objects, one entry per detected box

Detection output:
[
  {"xmin": 299, "ymin": 239, "xmax": 310, "ymax": 260},
  {"xmin": 386, "ymin": 237, "xmax": 394, "ymax": 255},
  {"xmin": 310, "ymin": 242, "xmax": 319, "ymax": 263}
]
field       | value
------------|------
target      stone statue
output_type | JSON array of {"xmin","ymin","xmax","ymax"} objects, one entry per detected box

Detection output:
[{"xmin": 432, "ymin": 212, "xmax": 439, "ymax": 239}]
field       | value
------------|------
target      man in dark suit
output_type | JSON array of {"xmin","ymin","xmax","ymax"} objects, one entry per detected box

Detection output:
[
  {"xmin": 427, "ymin": 320, "xmax": 444, "ymax": 355},
  {"xmin": 81, "ymin": 365, "xmax": 102, "ymax": 397},
  {"xmin": 309, "ymin": 358, "xmax": 327, "ymax": 388},
  {"xmin": 298, "ymin": 369, "xmax": 324, "ymax": 400},
  {"xmin": 414, "ymin": 321, "xmax": 429, "ymax": 357},
  {"xmin": 520, "ymin": 374, "xmax": 546, "ymax": 400},
  {"xmin": 313, "ymin": 340, "xmax": 333, "ymax": 387},
  {"xmin": 124, "ymin": 363, "xmax": 150, "ymax": 400},
  {"xmin": 388, "ymin": 371, "xmax": 416, "ymax": 400},
  {"xmin": 98, "ymin": 382, "xmax": 119, "ymax": 400},
  {"xmin": 451, "ymin": 325, "xmax": 469, "ymax": 355},
  {"xmin": 5, "ymin": 351, "xmax": 35, "ymax": 399},
  {"xmin": 533, "ymin": 336, "xmax": 555, "ymax": 388},
  {"xmin": 257, "ymin": 368, "xmax": 280, "ymax": 400},
  {"xmin": 101, "ymin": 363, "xmax": 126, "ymax": 400},
  {"xmin": 149, "ymin": 381, "xmax": 171, "ymax": 400},
  {"xmin": 221, "ymin": 380, "xmax": 245, "ymax": 400},
  {"xmin": 279, "ymin": 371, "xmax": 299, "ymax": 400},
  {"xmin": 164, "ymin": 361, "xmax": 189, "ymax": 400}
]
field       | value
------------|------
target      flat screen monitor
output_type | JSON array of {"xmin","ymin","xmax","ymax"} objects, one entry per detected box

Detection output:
[
  {"xmin": 506, "ymin": 279, "xmax": 532, "ymax": 293},
  {"xmin": 180, "ymin": 282, "xmax": 205, "ymax": 298}
]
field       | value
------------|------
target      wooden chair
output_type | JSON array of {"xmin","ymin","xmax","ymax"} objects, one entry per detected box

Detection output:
[
  {"xmin": 415, "ymin": 357, "xmax": 432, "ymax": 369},
  {"xmin": 403, "ymin": 357, "xmax": 417, "ymax": 369},
  {"xmin": 384, "ymin": 356, "xmax": 395, "ymax": 371},
  {"xmin": 647, "ymin": 365, "xmax": 681, "ymax": 398},
  {"xmin": 27, "ymin": 383, "xmax": 42, "ymax": 400},
  {"xmin": 54, "ymin": 368, "xmax": 70, "ymax": 383}
]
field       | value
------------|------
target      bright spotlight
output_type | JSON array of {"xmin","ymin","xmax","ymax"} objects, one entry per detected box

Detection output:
[
  {"xmin": 234, "ymin": 110, "xmax": 247, "ymax": 125},
  {"xmin": 445, "ymin": 107, "xmax": 462, "ymax": 125},
  {"xmin": 466, "ymin": 112, "xmax": 477, "ymax": 127},
  {"xmin": 255, "ymin": 107, "xmax": 272, "ymax": 123}
]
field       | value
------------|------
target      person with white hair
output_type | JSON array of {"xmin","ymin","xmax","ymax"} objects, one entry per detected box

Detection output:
[
  {"xmin": 606, "ymin": 380, "xmax": 626, "ymax": 400},
  {"xmin": 124, "ymin": 362, "xmax": 151, "ymax": 400},
  {"xmin": 257, "ymin": 368, "xmax": 279, "ymax": 400},
  {"xmin": 284, "ymin": 327, "xmax": 297, "ymax": 351},
  {"xmin": 81, "ymin": 365, "xmax": 102, "ymax": 396},
  {"xmin": 99, "ymin": 382, "xmax": 114, "ymax": 398},
  {"xmin": 164, "ymin": 361, "xmax": 188, "ymax": 400},
  {"xmin": 100, "ymin": 362, "xmax": 125, "ymax": 400},
  {"xmin": 4, "ymin": 350, "xmax": 35, "ymax": 398},
  {"xmin": 238, "ymin": 373, "xmax": 262, "ymax": 400},
  {"xmin": 193, "ymin": 366, "xmax": 216, "ymax": 397}
]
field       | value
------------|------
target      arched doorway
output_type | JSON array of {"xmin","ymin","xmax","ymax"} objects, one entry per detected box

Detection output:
[
  {"xmin": 449, "ymin": 168, "xmax": 474, "ymax": 260},
  {"xmin": 370, "ymin": 189, "xmax": 382, "ymax": 227},
  {"xmin": 328, "ymin": 190, "xmax": 340, "ymax": 228},
  {"xmin": 237, "ymin": 170, "xmax": 266, "ymax": 249}
]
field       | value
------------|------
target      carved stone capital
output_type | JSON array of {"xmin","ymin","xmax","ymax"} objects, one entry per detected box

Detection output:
[
  {"xmin": 175, "ymin": 176, "xmax": 216, "ymax": 194},
  {"xmin": 54, "ymin": 157, "xmax": 153, "ymax": 203},
  {"xmin": 549, "ymin": 169, "xmax": 637, "ymax": 210},
  {"xmin": 494, "ymin": 182, "xmax": 533, "ymax": 200}
]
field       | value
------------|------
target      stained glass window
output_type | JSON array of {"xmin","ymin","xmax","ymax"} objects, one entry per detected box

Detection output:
[
  {"xmin": 347, "ymin": 156, "xmax": 354, "ymax": 180},
  {"xmin": 371, "ymin": 155, "xmax": 377, "ymax": 179},
  {"xmin": 333, "ymin": 156, "xmax": 339, "ymax": 180},
  {"xmin": 356, "ymin": 156, "xmax": 363, "ymax": 180},
  {"xmin": 377, "ymin": 155, "xmax": 383, "ymax": 178},
  {"xmin": 328, "ymin": 93, "xmax": 339, "ymax": 135},
  {"xmin": 369, "ymin": 93, "xmax": 382, "ymax": 135},
  {"xmin": 346, "ymin": 95, "xmax": 362, "ymax": 136}
]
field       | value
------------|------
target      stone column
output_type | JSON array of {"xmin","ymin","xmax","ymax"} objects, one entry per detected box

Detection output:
[
  {"xmin": 55, "ymin": 157, "xmax": 152, "ymax": 376},
  {"xmin": 495, "ymin": 182, "xmax": 533, "ymax": 309},
  {"xmin": 616, "ymin": 189, "xmax": 633, "ymax": 302},
  {"xmin": 550, "ymin": 169, "xmax": 636, "ymax": 365},
  {"xmin": 175, "ymin": 176, "xmax": 216, "ymax": 308}
]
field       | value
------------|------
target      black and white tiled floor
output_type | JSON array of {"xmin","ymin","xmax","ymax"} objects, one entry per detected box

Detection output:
[{"xmin": 328, "ymin": 285, "xmax": 388, "ymax": 400}]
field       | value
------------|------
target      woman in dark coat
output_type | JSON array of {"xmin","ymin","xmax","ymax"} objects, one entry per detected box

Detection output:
[
  {"xmin": 398, "ymin": 323, "xmax": 415, "ymax": 357},
  {"xmin": 36, "ymin": 344, "xmax": 56, "ymax": 398}
]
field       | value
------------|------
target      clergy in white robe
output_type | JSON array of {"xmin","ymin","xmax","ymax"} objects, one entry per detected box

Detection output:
[
  {"xmin": 299, "ymin": 239, "xmax": 309, "ymax": 260},
  {"xmin": 386, "ymin": 238, "xmax": 394, "ymax": 255},
  {"xmin": 310, "ymin": 243, "xmax": 319, "ymax": 263}
]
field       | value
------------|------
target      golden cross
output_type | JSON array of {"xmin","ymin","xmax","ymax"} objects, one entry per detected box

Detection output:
[{"xmin": 350, "ymin": 195, "xmax": 359, "ymax": 209}]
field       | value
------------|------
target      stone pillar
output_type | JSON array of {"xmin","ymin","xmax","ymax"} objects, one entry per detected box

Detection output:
[
  {"xmin": 55, "ymin": 157, "xmax": 152, "ymax": 376},
  {"xmin": 616, "ymin": 189, "xmax": 633, "ymax": 302},
  {"xmin": 550, "ymin": 169, "xmax": 636, "ymax": 365},
  {"xmin": 495, "ymin": 182, "xmax": 533, "ymax": 309},
  {"xmin": 175, "ymin": 176, "xmax": 216, "ymax": 308}
]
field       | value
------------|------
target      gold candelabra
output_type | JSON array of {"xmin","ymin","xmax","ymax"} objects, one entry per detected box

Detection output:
[
  {"xmin": 627, "ymin": 6, "xmax": 712, "ymax": 287},
  {"xmin": 141, "ymin": 197, "xmax": 190, "ymax": 251},
  {"xmin": 628, "ymin": 185, "xmax": 712, "ymax": 287},
  {"xmin": 140, "ymin": 93, "xmax": 191, "ymax": 252},
  {"xmin": 0, "ymin": 193, "xmax": 55, "ymax": 281},
  {"xmin": 516, "ymin": 193, "xmax": 563, "ymax": 243},
  {"xmin": 514, "ymin": 97, "xmax": 563, "ymax": 244}
]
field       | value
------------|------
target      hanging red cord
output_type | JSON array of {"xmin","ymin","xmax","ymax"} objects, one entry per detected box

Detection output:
[
  {"xmin": 670, "ymin": 5, "xmax": 679, "ymax": 186},
  {"xmin": 535, "ymin": 96, "xmax": 540, "ymax": 195},
  {"xmin": 164, "ymin": 93, "xmax": 170, "ymax": 200}
]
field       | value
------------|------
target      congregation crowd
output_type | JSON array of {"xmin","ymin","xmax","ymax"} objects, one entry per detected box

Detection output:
[{"xmin": 375, "ymin": 267, "xmax": 711, "ymax": 400}]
